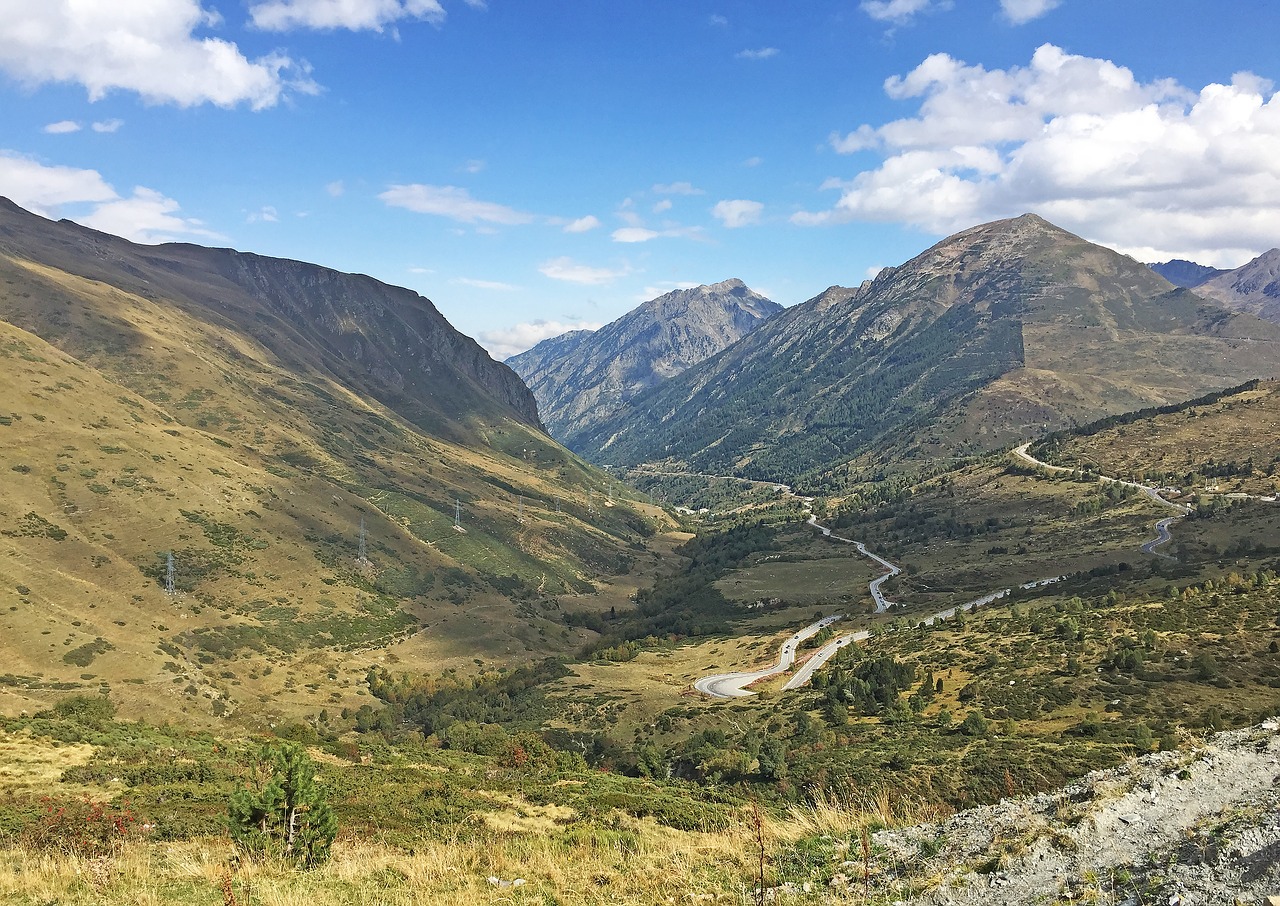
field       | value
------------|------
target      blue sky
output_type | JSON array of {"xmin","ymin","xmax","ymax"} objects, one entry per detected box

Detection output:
[{"xmin": 2, "ymin": 1, "xmax": 1278, "ymax": 358}]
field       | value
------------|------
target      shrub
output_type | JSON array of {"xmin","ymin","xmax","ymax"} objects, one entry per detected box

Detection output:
[{"xmin": 227, "ymin": 742, "xmax": 337, "ymax": 869}]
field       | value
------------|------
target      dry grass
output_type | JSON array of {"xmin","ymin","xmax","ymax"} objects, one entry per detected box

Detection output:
[{"xmin": 0, "ymin": 814, "xmax": 780, "ymax": 905}]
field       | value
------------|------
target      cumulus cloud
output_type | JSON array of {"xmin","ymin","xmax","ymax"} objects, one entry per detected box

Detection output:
[
  {"xmin": 0, "ymin": 152, "xmax": 116, "ymax": 213},
  {"xmin": 91, "ymin": 119, "xmax": 124, "ymax": 133},
  {"xmin": 43, "ymin": 120, "xmax": 81, "ymax": 134},
  {"xmin": 1000, "ymin": 0, "xmax": 1061, "ymax": 24},
  {"xmin": 325, "ymin": 180, "xmax": 345, "ymax": 197},
  {"xmin": 0, "ymin": 152, "xmax": 222, "ymax": 244},
  {"xmin": 736, "ymin": 48, "xmax": 779, "ymax": 61},
  {"xmin": 538, "ymin": 257, "xmax": 631, "ymax": 285},
  {"xmin": 249, "ymin": 0, "xmax": 446, "ymax": 32},
  {"xmin": 712, "ymin": 199, "xmax": 764, "ymax": 228},
  {"xmin": 795, "ymin": 44, "xmax": 1280, "ymax": 265},
  {"xmin": 379, "ymin": 184, "xmax": 535, "ymax": 225},
  {"xmin": 653, "ymin": 199, "xmax": 673, "ymax": 213},
  {"xmin": 247, "ymin": 205, "xmax": 279, "ymax": 223},
  {"xmin": 78, "ymin": 187, "xmax": 224, "ymax": 244},
  {"xmin": 479, "ymin": 319, "xmax": 602, "ymax": 360},
  {"xmin": 563, "ymin": 215, "xmax": 601, "ymax": 233},
  {"xmin": 860, "ymin": 0, "xmax": 950, "ymax": 26},
  {"xmin": 0, "ymin": 0, "xmax": 313, "ymax": 109}
]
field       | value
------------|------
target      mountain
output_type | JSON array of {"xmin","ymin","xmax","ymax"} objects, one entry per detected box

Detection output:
[
  {"xmin": 1148, "ymin": 258, "xmax": 1226, "ymax": 287},
  {"xmin": 573, "ymin": 214, "xmax": 1280, "ymax": 489},
  {"xmin": 0, "ymin": 198, "xmax": 653, "ymax": 724},
  {"xmin": 1193, "ymin": 248, "xmax": 1280, "ymax": 323},
  {"xmin": 507, "ymin": 279, "xmax": 780, "ymax": 447}
]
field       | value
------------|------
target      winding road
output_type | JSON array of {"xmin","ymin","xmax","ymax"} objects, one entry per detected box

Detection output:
[
  {"xmin": 1013, "ymin": 442, "xmax": 1192, "ymax": 558},
  {"xmin": 695, "ymin": 440, "xmax": 1155, "ymax": 699},
  {"xmin": 691, "ymin": 614, "xmax": 844, "ymax": 698}
]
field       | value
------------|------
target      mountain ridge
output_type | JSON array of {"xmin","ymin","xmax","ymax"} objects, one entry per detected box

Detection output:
[
  {"xmin": 573, "ymin": 214, "xmax": 1280, "ymax": 488},
  {"xmin": 507, "ymin": 278, "xmax": 780, "ymax": 446}
]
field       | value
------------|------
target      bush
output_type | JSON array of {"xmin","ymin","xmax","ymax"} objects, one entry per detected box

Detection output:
[{"xmin": 227, "ymin": 742, "xmax": 337, "ymax": 868}]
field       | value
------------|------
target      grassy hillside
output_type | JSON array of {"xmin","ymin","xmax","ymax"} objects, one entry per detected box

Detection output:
[{"xmin": 0, "ymin": 214, "xmax": 666, "ymax": 727}]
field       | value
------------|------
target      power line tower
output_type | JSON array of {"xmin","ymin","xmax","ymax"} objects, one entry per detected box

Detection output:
[
  {"xmin": 453, "ymin": 498, "xmax": 465, "ymax": 533},
  {"xmin": 357, "ymin": 516, "xmax": 369, "ymax": 565},
  {"xmin": 164, "ymin": 552, "xmax": 176, "ymax": 597},
  {"xmin": 517, "ymin": 496, "xmax": 525, "ymax": 523}
]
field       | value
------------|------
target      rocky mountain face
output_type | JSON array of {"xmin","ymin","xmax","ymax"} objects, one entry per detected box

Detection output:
[
  {"xmin": 506, "ymin": 279, "xmax": 780, "ymax": 447},
  {"xmin": 0, "ymin": 197, "xmax": 541, "ymax": 437},
  {"xmin": 575, "ymin": 214, "xmax": 1280, "ymax": 488},
  {"xmin": 1148, "ymin": 258, "xmax": 1227, "ymax": 287},
  {"xmin": 1193, "ymin": 247, "xmax": 1280, "ymax": 323}
]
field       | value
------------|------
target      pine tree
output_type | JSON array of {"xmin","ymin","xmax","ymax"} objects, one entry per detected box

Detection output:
[{"xmin": 227, "ymin": 741, "xmax": 337, "ymax": 868}]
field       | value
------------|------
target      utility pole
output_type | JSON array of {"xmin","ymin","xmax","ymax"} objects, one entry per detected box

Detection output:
[
  {"xmin": 164, "ymin": 552, "xmax": 176, "ymax": 596},
  {"xmin": 357, "ymin": 516, "xmax": 368, "ymax": 565},
  {"xmin": 454, "ymin": 498, "xmax": 464, "ymax": 532},
  {"xmin": 517, "ymin": 496, "xmax": 525, "ymax": 523}
]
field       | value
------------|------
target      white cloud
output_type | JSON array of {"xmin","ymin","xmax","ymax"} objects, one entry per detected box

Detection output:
[
  {"xmin": 453, "ymin": 277, "xmax": 519, "ymax": 291},
  {"xmin": 539, "ymin": 257, "xmax": 631, "ymax": 285},
  {"xmin": 379, "ymin": 184, "xmax": 535, "ymax": 225},
  {"xmin": 1000, "ymin": 0, "xmax": 1061, "ymax": 25},
  {"xmin": 612, "ymin": 227, "xmax": 661, "ymax": 243},
  {"xmin": 653, "ymin": 181, "xmax": 704, "ymax": 196},
  {"xmin": 463, "ymin": 158, "xmax": 486, "ymax": 173},
  {"xmin": 480, "ymin": 319, "xmax": 602, "ymax": 360},
  {"xmin": 743, "ymin": 156, "xmax": 763, "ymax": 168},
  {"xmin": 652, "ymin": 199, "xmax": 673, "ymax": 214},
  {"xmin": 611, "ymin": 224, "xmax": 705, "ymax": 243},
  {"xmin": 709, "ymin": 14, "xmax": 728, "ymax": 27},
  {"xmin": 712, "ymin": 199, "xmax": 764, "ymax": 228},
  {"xmin": 0, "ymin": 152, "xmax": 221, "ymax": 245},
  {"xmin": 0, "ymin": 152, "xmax": 116, "ymax": 213},
  {"xmin": 487, "ymin": 322, "xmax": 598, "ymax": 359},
  {"xmin": 249, "ymin": 0, "xmax": 446, "ymax": 32},
  {"xmin": 0, "ymin": 0, "xmax": 313, "ymax": 109},
  {"xmin": 325, "ymin": 180, "xmax": 345, "ymax": 197},
  {"xmin": 78, "ymin": 187, "xmax": 224, "ymax": 244},
  {"xmin": 563, "ymin": 215, "xmax": 601, "ymax": 233},
  {"xmin": 860, "ymin": 0, "xmax": 950, "ymax": 25},
  {"xmin": 43, "ymin": 120, "xmax": 81, "ymax": 134},
  {"xmin": 736, "ymin": 47, "xmax": 779, "ymax": 61},
  {"xmin": 247, "ymin": 205, "xmax": 279, "ymax": 223},
  {"xmin": 91, "ymin": 119, "xmax": 124, "ymax": 133},
  {"xmin": 795, "ymin": 44, "xmax": 1280, "ymax": 265}
]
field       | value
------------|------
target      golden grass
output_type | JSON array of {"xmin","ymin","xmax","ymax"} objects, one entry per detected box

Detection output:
[
  {"xmin": 0, "ymin": 730, "xmax": 99, "ymax": 797},
  {"xmin": 0, "ymin": 814, "xmax": 783, "ymax": 906}
]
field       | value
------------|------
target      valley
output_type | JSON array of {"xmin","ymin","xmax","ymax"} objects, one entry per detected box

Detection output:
[{"xmin": 1, "ymin": 201, "xmax": 1278, "ymax": 905}]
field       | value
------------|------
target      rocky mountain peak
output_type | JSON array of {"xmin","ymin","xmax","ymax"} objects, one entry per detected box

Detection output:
[
  {"xmin": 506, "ymin": 279, "xmax": 781, "ymax": 446},
  {"xmin": 1194, "ymin": 247, "xmax": 1280, "ymax": 323}
]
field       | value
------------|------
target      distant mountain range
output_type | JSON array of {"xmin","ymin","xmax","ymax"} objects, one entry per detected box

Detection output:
[
  {"xmin": 1193, "ymin": 248, "xmax": 1280, "ymax": 324},
  {"xmin": 1148, "ymin": 259, "xmax": 1228, "ymax": 288},
  {"xmin": 564, "ymin": 215, "xmax": 1280, "ymax": 489},
  {"xmin": 507, "ymin": 279, "xmax": 780, "ymax": 446}
]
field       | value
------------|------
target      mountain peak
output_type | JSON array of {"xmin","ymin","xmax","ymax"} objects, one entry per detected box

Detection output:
[
  {"xmin": 1194, "ymin": 247, "xmax": 1280, "ymax": 323},
  {"xmin": 508, "ymin": 280, "xmax": 780, "ymax": 445}
]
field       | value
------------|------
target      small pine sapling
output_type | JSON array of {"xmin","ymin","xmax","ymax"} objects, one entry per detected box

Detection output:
[{"xmin": 227, "ymin": 741, "xmax": 337, "ymax": 868}]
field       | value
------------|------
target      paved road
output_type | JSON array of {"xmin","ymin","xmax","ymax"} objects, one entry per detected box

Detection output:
[
  {"xmin": 1013, "ymin": 442, "xmax": 1192, "ymax": 556},
  {"xmin": 692, "ymin": 614, "xmax": 843, "ymax": 698},
  {"xmin": 806, "ymin": 515, "xmax": 900, "ymax": 612},
  {"xmin": 782, "ymin": 575, "xmax": 1063, "ymax": 691}
]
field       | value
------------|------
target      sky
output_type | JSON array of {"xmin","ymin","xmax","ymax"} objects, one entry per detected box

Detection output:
[{"xmin": 1, "ymin": 1, "xmax": 1278, "ymax": 360}]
